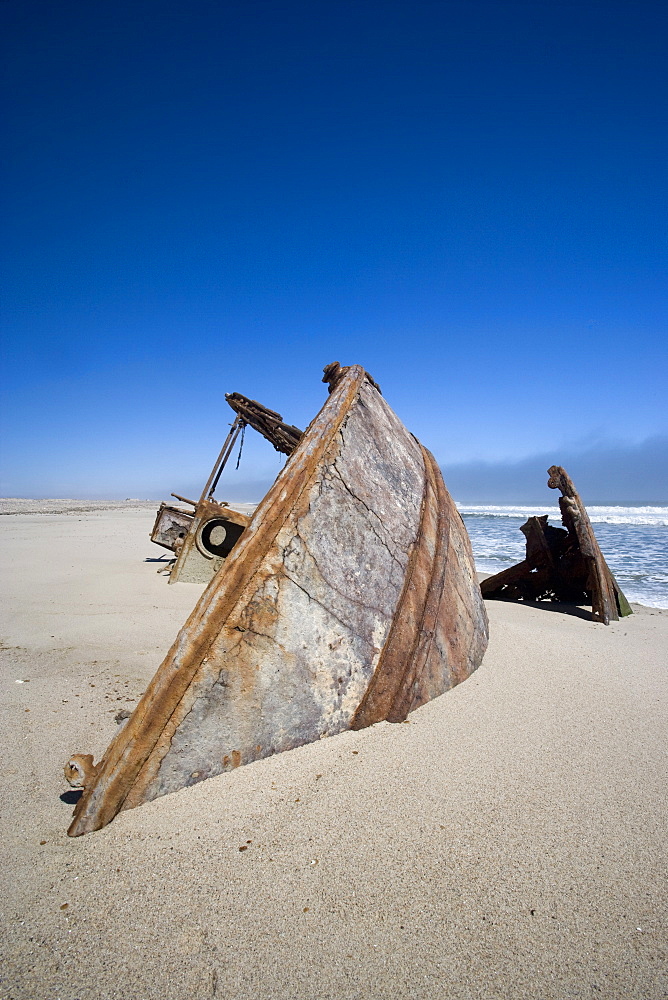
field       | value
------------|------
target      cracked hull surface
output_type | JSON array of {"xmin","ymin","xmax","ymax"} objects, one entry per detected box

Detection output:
[
  {"xmin": 139, "ymin": 384, "xmax": 423, "ymax": 802},
  {"xmin": 68, "ymin": 367, "xmax": 488, "ymax": 835}
]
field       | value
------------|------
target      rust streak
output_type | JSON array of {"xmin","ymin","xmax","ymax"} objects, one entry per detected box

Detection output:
[{"xmin": 351, "ymin": 446, "xmax": 451, "ymax": 727}]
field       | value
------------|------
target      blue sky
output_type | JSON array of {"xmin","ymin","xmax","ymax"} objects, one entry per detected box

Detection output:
[{"xmin": 2, "ymin": 0, "xmax": 666, "ymax": 501}]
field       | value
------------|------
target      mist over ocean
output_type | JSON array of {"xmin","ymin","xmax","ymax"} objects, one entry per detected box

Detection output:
[{"xmin": 459, "ymin": 505, "xmax": 668, "ymax": 609}]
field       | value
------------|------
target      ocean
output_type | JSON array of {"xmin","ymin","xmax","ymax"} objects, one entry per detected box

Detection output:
[{"xmin": 458, "ymin": 504, "xmax": 668, "ymax": 609}]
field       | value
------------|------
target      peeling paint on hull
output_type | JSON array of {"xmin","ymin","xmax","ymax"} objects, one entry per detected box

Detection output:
[{"xmin": 67, "ymin": 366, "xmax": 488, "ymax": 836}]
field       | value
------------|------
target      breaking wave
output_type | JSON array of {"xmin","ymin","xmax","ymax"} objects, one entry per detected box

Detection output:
[{"xmin": 457, "ymin": 504, "xmax": 668, "ymax": 527}]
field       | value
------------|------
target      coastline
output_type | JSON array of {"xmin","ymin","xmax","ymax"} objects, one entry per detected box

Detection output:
[
  {"xmin": 0, "ymin": 499, "xmax": 161, "ymax": 516},
  {"xmin": 1, "ymin": 509, "xmax": 666, "ymax": 999}
]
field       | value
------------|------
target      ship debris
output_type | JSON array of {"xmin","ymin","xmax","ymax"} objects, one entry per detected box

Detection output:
[
  {"xmin": 480, "ymin": 465, "xmax": 632, "ymax": 623},
  {"xmin": 150, "ymin": 395, "xmax": 303, "ymax": 583}
]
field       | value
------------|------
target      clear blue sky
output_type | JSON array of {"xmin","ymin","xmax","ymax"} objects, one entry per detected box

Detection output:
[{"xmin": 2, "ymin": 0, "xmax": 666, "ymax": 501}]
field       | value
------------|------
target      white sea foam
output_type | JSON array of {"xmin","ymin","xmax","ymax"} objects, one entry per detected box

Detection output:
[{"xmin": 456, "ymin": 504, "xmax": 668, "ymax": 526}]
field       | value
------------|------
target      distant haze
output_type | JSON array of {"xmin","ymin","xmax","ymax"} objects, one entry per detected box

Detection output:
[
  {"xmin": 442, "ymin": 436, "xmax": 668, "ymax": 505},
  {"xmin": 3, "ymin": 436, "xmax": 665, "ymax": 508}
]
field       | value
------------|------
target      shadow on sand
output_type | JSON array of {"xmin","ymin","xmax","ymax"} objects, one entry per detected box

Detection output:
[{"xmin": 483, "ymin": 597, "xmax": 594, "ymax": 622}]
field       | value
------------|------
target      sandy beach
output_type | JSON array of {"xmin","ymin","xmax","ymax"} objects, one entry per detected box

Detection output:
[{"xmin": 1, "ymin": 506, "xmax": 666, "ymax": 1000}]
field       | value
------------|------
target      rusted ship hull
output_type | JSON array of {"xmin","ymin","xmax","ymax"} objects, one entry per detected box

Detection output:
[{"xmin": 68, "ymin": 365, "xmax": 488, "ymax": 836}]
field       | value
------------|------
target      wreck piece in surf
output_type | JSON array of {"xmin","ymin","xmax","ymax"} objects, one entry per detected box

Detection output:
[
  {"xmin": 66, "ymin": 363, "xmax": 488, "ymax": 836},
  {"xmin": 480, "ymin": 465, "xmax": 632, "ymax": 624}
]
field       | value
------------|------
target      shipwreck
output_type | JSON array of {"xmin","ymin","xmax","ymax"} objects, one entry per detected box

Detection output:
[
  {"xmin": 66, "ymin": 363, "xmax": 488, "ymax": 836},
  {"xmin": 480, "ymin": 465, "xmax": 632, "ymax": 624}
]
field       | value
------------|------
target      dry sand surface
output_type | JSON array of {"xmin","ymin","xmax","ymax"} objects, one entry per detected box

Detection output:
[{"xmin": 1, "ymin": 508, "xmax": 666, "ymax": 1000}]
